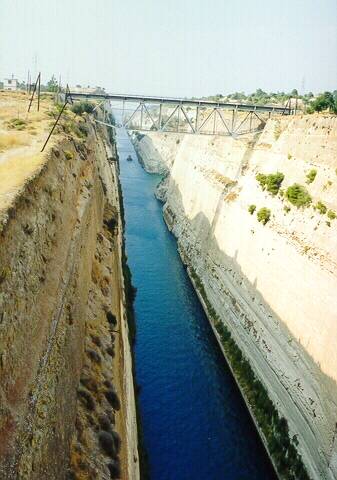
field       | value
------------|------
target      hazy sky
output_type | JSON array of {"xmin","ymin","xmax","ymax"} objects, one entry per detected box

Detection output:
[{"xmin": 1, "ymin": 0, "xmax": 336, "ymax": 97}]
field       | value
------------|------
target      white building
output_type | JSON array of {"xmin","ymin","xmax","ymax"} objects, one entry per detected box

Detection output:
[{"xmin": 3, "ymin": 77, "xmax": 18, "ymax": 91}]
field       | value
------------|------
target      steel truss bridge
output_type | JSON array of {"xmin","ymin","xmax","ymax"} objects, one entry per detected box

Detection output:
[{"xmin": 69, "ymin": 92, "xmax": 295, "ymax": 137}]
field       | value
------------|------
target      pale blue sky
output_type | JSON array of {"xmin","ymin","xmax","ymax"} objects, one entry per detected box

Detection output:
[{"xmin": 0, "ymin": 0, "xmax": 336, "ymax": 97}]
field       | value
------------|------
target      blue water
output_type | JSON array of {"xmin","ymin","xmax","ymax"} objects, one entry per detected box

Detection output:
[{"xmin": 115, "ymin": 129, "xmax": 276, "ymax": 480}]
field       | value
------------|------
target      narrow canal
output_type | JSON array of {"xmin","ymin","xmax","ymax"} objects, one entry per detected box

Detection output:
[{"xmin": 115, "ymin": 127, "xmax": 276, "ymax": 480}]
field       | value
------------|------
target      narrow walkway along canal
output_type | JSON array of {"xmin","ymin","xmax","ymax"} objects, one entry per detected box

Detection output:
[{"xmin": 115, "ymin": 128, "xmax": 277, "ymax": 480}]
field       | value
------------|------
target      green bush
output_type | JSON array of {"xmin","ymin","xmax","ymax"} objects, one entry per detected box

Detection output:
[
  {"xmin": 64, "ymin": 150, "xmax": 73, "ymax": 160},
  {"xmin": 256, "ymin": 173, "xmax": 267, "ymax": 187},
  {"xmin": 307, "ymin": 91, "xmax": 337, "ymax": 114},
  {"xmin": 327, "ymin": 210, "xmax": 336, "ymax": 220},
  {"xmin": 306, "ymin": 169, "xmax": 317, "ymax": 184},
  {"xmin": 323, "ymin": 180, "xmax": 332, "ymax": 190},
  {"xmin": 71, "ymin": 101, "xmax": 95, "ymax": 115},
  {"xmin": 248, "ymin": 204, "xmax": 256, "ymax": 215},
  {"xmin": 257, "ymin": 207, "xmax": 271, "ymax": 225},
  {"xmin": 315, "ymin": 201, "xmax": 327, "ymax": 214},
  {"xmin": 285, "ymin": 184, "xmax": 312, "ymax": 207},
  {"xmin": 256, "ymin": 172, "xmax": 284, "ymax": 195},
  {"xmin": 6, "ymin": 118, "xmax": 28, "ymax": 130}
]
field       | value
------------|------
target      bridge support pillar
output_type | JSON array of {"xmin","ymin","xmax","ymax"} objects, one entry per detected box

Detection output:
[
  {"xmin": 195, "ymin": 106, "xmax": 200, "ymax": 133},
  {"xmin": 158, "ymin": 103, "xmax": 162, "ymax": 130}
]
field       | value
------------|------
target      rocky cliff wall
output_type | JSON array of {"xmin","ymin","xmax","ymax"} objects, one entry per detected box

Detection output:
[
  {"xmin": 130, "ymin": 115, "xmax": 337, "ymax": 480},
  {"xmin": 0, "ymin": 99, "xmax": 139, "ymax": 479},
  {"xmin": 130, "ymin": 131, "xmax": 183, "ymax": 174}
]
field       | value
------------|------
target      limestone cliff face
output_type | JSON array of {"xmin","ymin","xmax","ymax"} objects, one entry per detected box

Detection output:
[
  {"xmin": 0, "ymin": 112, "xmax": 139, "ymax": 479},
  {"xmin": 130, "ymin": 131, "xmax": 183, "ymax": 174},
  {"xmin": 130, "ymin": 116, "xmax": 337, "ymax": 480}
]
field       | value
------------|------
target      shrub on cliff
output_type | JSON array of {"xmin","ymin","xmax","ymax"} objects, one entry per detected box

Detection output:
[
  {"xmin": 105, "ymin": 389, "xmax": 121, "ymax": 410},
  {"xmin": 327, "ymin": 210, "xmax": 336, "ymax": 220},
  {"xmin": 257, "ymin": 207, "xmax": 271, "ymax": 225},
  {"xmin": 98, "ymin": 414, "xmax": 113, "ymax": 432},
  {"xmin": 78, "ymin": 388, "xmax": 95, "ymax": 411},
  {"xmin": 71, "ymin": 101, "xmax": 95, "ymax": 115},
  {"xmin": 106, "ymin": 345, "xmax": 115, "ymax": 357},
  {"xmin": 98, "ymin": 431, "xmax": 117, "ymax": 457},
  {"xmin": 248, "ymin": 204, "xmax": 256, "ymax": 215},
  {"xmin": 285, "ymin": 184, "xmax": 311, "ymax": 207},
  {"xmin": 305, "ymin": 169, "xmax": 317, "ymax": 184},
  {"xmin": 108, "ymin": 460, "xmax": 121, "ymax": 479},
  {"xmin": 256, "ymin": 172, "xmax": 284, "ymax": 195},
  {"xmin": 64, "ymin": 150, "xmax": 74, "ymax": 160},
  {"xmin": 315, "ymin": 201, "xmax": 327, "ymax": 214},
  {"xmin": 106, "ymin": 311, "xmax": 117, "ymax": 327},
  {"xmin": 86, "ymin": 349, "xmax": 102, "ymax": 364},
  {"xmin": 80, "ymin": 375, "xmax": 98, "ymax": 393}
]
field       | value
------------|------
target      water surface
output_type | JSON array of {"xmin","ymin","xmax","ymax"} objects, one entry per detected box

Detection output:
[{"xmin": 115, "ymin": 128, "xmax": 276, "ymax": 480}]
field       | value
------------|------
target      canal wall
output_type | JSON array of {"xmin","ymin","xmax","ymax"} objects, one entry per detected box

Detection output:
[
  {"xmin": 0, "ymin": 92, "xmax": 139, "ymax": 479},
  {"xmin": 130, "ymin": 114, "xmax": 337, "ymax": 480}
]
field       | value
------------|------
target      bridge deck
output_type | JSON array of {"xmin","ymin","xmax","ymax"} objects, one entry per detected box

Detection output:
[{"xmin": 69, "ymin": 92, "xmax": 293, "ymax": 114}]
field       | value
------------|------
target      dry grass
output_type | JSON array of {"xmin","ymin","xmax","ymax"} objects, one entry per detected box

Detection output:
[
  {"xmin": 224, "ymin": 191, "xmax": 238, "ymax": 202},
  {"xmin": 0, "ymin": 131, "xmax": 30, "ymax": 152},
  {"xmin": 0, "ymin": 91, "xmax": 56, "ymax": 213},
  {"xmin": 0, "ymin": 153, "xmax": 44, "ymax": 211}
]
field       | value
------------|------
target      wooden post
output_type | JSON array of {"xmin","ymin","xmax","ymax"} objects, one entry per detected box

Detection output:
[{"xmin": 41, "ymin": 99, "xmax": 68, "ymax": 152}]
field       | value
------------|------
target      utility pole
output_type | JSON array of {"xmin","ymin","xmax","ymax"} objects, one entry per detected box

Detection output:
[
  {"xmin": 37, "ymin": 72, "xmax": 41, "ymax": 111},
  {"xmin": 56, "ymin": 74, "xmax": 62, "ymax": 104}
]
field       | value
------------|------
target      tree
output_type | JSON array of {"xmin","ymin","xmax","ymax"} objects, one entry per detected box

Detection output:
[
  {"xmin": 291, "ymin": 89, "xmax": 298, "ymax": 97},
  {"xmin": 255, "ymin": 88, "xmax": 267, "ymax": 97},
  {"xmin": 47, "ymin": 75, "xmax": 58, "ymax": 92},
  {"xmin": 309, "ymin": 91, "xmax": 337, "ymax": 114}
]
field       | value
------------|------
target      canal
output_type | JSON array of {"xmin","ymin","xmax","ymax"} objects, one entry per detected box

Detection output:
[{"xmin": 115, "ymin": 127, "xmax": 276, "ymax": 480}]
